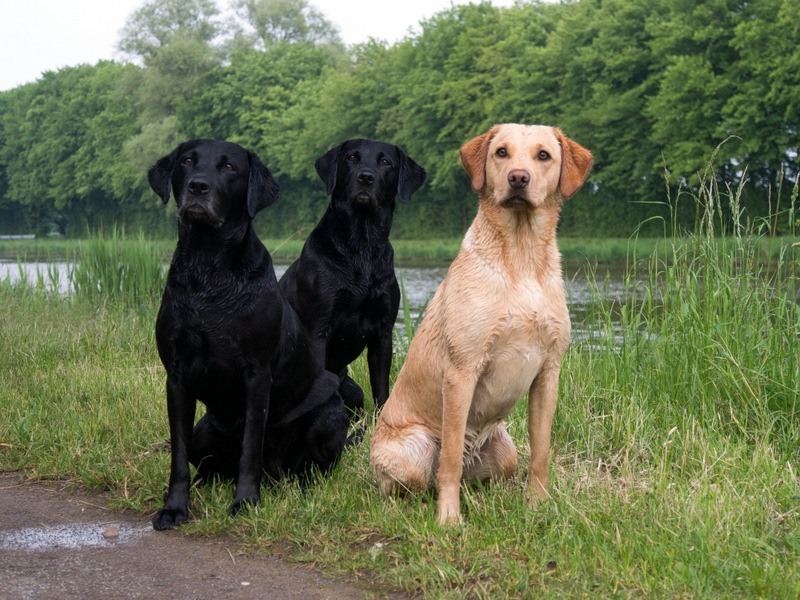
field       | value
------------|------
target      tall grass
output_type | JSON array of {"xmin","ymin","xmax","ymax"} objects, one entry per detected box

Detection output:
[
  {"xmin": 550, "ymin": 171, "xmax": 799, "ymax": 597},
  {"xmin": 0, "ymin": 170, "xmax": 797, "ymax": 597},
  {"xmin": 69, "ymin": 227, "xmax": 167, "ymax": 307}
]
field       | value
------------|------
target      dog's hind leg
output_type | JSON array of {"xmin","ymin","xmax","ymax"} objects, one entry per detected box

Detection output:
[
  {"xmin": 339, "ymin": 371, "xmax": 365, "ymax": 415},
  {"xmin": 190, "ymin": 414, "xmax": 241, "ymax": 483},
  {"xmin": 462, "ymin": 424, "xmax": 517, "ymax": 483},
  {"xmin": 275, "ymin": 374, "xmax": 349, "ymax": 481},
  {"xmin": 338, "ymin": 372, "xmax": 368, "ymax": 445},
  {"xmin": 371, "ymin": 425, "xmax": 438, "ymax": 496},
  {"xmin": 303, "ymin": 397, "xmax": 349, "ymax": 477}
]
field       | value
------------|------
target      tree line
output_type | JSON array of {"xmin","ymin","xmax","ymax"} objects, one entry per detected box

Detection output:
[{"xmin": 0, "ymin": 0, "xmax": 797, "ymax": 239}]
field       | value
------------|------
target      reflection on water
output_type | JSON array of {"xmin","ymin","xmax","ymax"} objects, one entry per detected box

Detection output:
[{"xmin": 1, "ymin": 260, "xmax": 623, "ymax": 345}]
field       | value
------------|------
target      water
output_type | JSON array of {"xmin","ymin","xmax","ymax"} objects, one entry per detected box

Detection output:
[
  {"xmin": 0, "ymin": 260, "xmax": 72, "ymax": 293},
  {"xmin": 0, "ymin": 260, "xmax": 622, "ymax": 344},
  {"xmin": 0, "ymin": 522, "xmax": 151, "ymax": 552},
  {"xmin": 393, "ymin": 264, "xmax": 626, "ymax": 345}
]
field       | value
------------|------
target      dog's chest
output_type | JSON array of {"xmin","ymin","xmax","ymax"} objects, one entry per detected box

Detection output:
[
  {"xmin": 332, "ymin": 263, "xmax": 396, "ymax": 324},
  {"xmin": 498, "ymin": 276, "xmax": 569, "ymax": 345},
  {"xmin": 158, "ymin": 277, "xmax": 277, "ymax": 385},
  {"xmin": 464, "ymin": 275, "xmax": 570, "ymax": 424}
]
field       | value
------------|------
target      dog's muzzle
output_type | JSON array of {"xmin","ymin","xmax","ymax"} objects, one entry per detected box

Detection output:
[
  {"xmin": 353, "ymin": 171, "xmax": 380, "ymax": 205},
  {"xmin": 501, "ymin": 195, "xmax": 530, "ymax": 209},
  {"xmin": 500, "ymin": 169, "xmax": 533, "ymax": 209},
  {"xmin": 178, "ymin": 199, "xmax": 224, "ymax": 228},
  {"xmin": 353, "ymin": 191, "xmax": 377, "ymax": 205}
]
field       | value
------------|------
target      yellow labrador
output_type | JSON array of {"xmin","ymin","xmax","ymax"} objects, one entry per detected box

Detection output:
[{"xmin": 370, "ymin": 124, "xmax": 593, "ymax": 524}]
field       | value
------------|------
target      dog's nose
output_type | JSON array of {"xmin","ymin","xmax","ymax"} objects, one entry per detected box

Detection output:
[
  {"xmin": 187, "ymin": 178, "xmax": 210, "ymax": 196},
  {"xmin": 508, "ymin": 170, "xmax": 530, "ymax": 189},
  {"xmin": 357, "ymin": 171, "xmax": 375, "ymax": 186}
]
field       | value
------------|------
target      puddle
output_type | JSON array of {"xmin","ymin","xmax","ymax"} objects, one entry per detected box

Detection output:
[{"xmin": 0, "ymin": 522, "xmax": 151, "ymax": 552}]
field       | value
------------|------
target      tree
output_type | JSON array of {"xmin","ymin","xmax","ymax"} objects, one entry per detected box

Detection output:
[
  {"xmin": 174, "ymin": 30, "xmax": 348, "ymax": 236},
  {"xmin": 2, "ymin": 0, "xmax": 796, "ymax": 238},
  {"xmin": 372, "ymin": 4, "xmax": 514, "ymax": 235},
  {"xmin": 182, "ymin": 42, "xmax": 339, "ymax": 165},
  {"xmin": 0, "ymin": 63, "xmax": 160, "ymax": 235},
  {"xmin": 117, "ymin": 0, "xmax": 223, "ymax": 63},
  {"xmin": 723, "ymin": 0, "xmax": 800, "ymax": 188},
  {"xmin": 230, "ymin": 0, "xmax": 343, "ymax": 49}
]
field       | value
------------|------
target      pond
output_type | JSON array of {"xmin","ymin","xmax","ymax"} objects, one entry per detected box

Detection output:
[
  {"xmin": 0, "ymin": 260, "xmax": 625, "ymax": 345},
  {"xmin": 392, "ymin": 264, "xmax": 628, "ymax": 345}
]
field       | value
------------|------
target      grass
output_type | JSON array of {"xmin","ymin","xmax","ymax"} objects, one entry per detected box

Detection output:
[
  {"xmin": 70, "ymin": 227, "xmax": 167, "ymax": 308},
  {"xmin": 2, "ymin": 234, "xmax": 796, "ymax": 268},
  {"xmin": 0, "ymin": 179, "xmax": 798, "ymax": 597}
]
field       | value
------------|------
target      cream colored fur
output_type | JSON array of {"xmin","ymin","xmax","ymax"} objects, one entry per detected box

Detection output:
[{"xmin": 369, "ymin": 124, "xmax": 593, "ymax": 524}]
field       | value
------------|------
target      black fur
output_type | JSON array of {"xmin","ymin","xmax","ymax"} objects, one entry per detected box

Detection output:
[
  {"xmin": 148, "ymin": 139, "xmax": 348, "ymax": 531},
  {"xmin": 279, "ymin": 139, "xmax": 426, "ymax": 421}
]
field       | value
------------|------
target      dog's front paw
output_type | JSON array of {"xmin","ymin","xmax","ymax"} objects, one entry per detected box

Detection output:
[
  {"xmin": 436, "ymin": 483, "xmax": 464, "ymax": 526},
  {"xmin": 229, "ymin": 494, "xmax": 259, "ymax": 517},
  {"xmin": 152, "ymin": 506, "xmax": 189, "ymax": 531},
  {"xmin": 528, "ymin": 476, "xmax": 550, "ymax": 505},
  {"xmin": 438, "ymin": 510, "xmax": 463, "ymax": 527},
  {"xmin": 437, "ymin": 500, "xmax": 463, "ymax": 526}
]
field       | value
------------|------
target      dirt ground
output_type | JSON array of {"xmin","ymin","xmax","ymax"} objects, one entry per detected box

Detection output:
[{"xmin": 0, "ymin": 472, "xmax": 409, "ymax": 600}]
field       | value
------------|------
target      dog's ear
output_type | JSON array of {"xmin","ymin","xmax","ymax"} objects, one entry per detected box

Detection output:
[
  {"xmin": 148, "ymin": 144, "xmax": 182, "ymax": 204},
  {"xmin": 554, "ymin": 128, "xmax": 593, "ymax": 199},
  {"xmin": 459, "ymin": 126, "xmax": 500, "ymax": 192},
  {"xmin": 246, "ymin": 151, "xmax": 280, "ymax": 217},
  {"xmin": 396, "ymin": 150, "xmax": 427, "ymax": 204},
  {"xmin": 314, "ymin": 144, "xmax": 342, "ymax": 196}
]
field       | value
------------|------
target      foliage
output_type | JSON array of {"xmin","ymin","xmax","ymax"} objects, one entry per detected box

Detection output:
[
  {"xmin": 0, "ymin": 0, "xmax": 798, "ymax": 239},
  {"xmin": 116, "ymin": 0, "xmax": 223, "ymax": 62},
  {"xmin": 0, "ymin": 63, "xmax": 160, "ymax": 236},
  {"xmin": 230, "ymin": 0, "xmax": 344, "ymax": 49}
]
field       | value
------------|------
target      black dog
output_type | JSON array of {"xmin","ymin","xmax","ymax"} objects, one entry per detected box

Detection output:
[
  {"xmin": 148, "ymin": 139, "xmax": 348, "ymax": 531},
  {"xmin": 279, "ymin": 139, "xmax": 426, "ymax": 419}
]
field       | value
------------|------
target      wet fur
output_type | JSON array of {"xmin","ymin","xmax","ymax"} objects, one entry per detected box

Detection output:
[
  {"xmin": 280, "ymin": 139, "xmax": 426, "ymax": 421},
  {"xmin": 148, "ymin": 139, "xmax": 348, "ymax": 530},
  {"xmin": 370, "ymin": 124, "xmax": 593, "ymax": 524}
]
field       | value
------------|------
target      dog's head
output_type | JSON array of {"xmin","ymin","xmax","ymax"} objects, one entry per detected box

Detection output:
[
  {"xmin": 148, "ymin": 139, "xmax": 279, "ymax": 229},
  {"xmin": 459, "ymin": 124, "xmax": 593, "ymax": 210},
  {"xmin": 314, "ymin": 139, "xmax": 426, "ymax": 211}
]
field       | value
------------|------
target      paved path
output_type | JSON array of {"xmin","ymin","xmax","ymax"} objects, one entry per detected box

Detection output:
[{"xmin": 0, "ymin": 472, "xmax": 406, "ymax": 599}]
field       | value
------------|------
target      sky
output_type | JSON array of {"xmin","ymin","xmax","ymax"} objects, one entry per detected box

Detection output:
[{"xmin": 0, "ymin": 0, "xmax": 517, "ymax": 91}]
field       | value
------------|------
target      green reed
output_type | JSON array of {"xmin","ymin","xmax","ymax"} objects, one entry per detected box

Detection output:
[{"xmin": 69, "ymin": 227, "xmax": 167, "ymax": 307}]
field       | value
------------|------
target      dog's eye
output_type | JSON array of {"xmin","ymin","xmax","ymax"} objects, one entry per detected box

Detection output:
[
  {"xmin": 496, "ymin": 148, "xmax": 508, "ymax": 158},
  {"xmin": 346, "ymin": 154, "xmax": 357, "ymax": 162},
  {"xmin": 223, "ymin": 163, "xmax": 236, "ymax": 172},
  {"xmin": 380, "ymin": 158, "xmax": 392, "ymax": 167},
  {"xmin": 182, "ymin": 157, "xmax": 193, "ymax": 166},
  {"xmin": 537, "ymin": 151, "xmax": 551, "ymax": 161}
]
